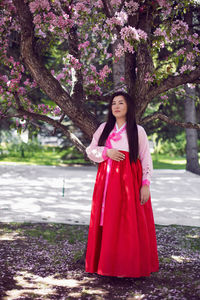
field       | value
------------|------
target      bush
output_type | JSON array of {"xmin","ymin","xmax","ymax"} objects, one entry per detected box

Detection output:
[
  {"xmin": 153, "ymin": 132, "xmax": 186, "ymax": 157},
  {"xmin": 0, "ymin": 134, "xmax": 42, "ymax": 158}
]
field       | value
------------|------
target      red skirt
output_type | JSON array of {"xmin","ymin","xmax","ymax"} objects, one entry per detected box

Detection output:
[{"xmin": 85, "ymin": 151, "xmax": 159, "ymax": 277}]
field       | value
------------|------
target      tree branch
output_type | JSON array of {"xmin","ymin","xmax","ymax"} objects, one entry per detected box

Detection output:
[
  {"xmin": 140, "ymin": 112, "xmax": 200, "ymax": 130},
  {"xmin": 193, "ymin": 79, "xmax": 200, "ymax": 84},
  {"xmin": 101, "ymin": 0, "xmax": 114, "ymax": 18},
  {"xmin": 13, "ymin": 0, "xmax": 97, "ymax": 138},
  {"xmin": 14, "ymin": 108, "xmax": 87, "ymax": 154},
  {"xmin": 118, "ymin": 0, "xmax": 126, "ymax": 12},
  {"xmin": 148, "ymin": 66, "xmax": 200, "ymax": 99}
]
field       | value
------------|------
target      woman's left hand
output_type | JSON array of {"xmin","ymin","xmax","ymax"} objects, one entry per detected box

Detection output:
[{"xmin": 140, "ymin": 185, "xmax": 150, "ymax": 205}]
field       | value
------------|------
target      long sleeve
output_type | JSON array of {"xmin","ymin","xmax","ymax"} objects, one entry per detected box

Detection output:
[
  {"xmin": 86, "ymin": 122, "xmax": 109, "ymax": 163},
  {"xmin": 138, "ymin": 125, "xmax": 153, "ymax": 185}
]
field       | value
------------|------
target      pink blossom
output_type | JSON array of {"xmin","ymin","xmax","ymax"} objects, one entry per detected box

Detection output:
[
  {"xmin": 110, "ymin": 0, "xmax": 121, "ymax": 7},
  {"xmin": 156, "ymin": 0, "xmax": 172, "ymax": 17},
  {"xmin": 194, "ymin": 47, "xmax": 200, "ymax": 54},
  {"xmin": 154, "ymin": 28, "xmax": 167, "ymax": 38},
  {"xmin": 124, "ymin": 40, "xmax": 134, "ymax": 54},
  {"xmin": 24, "ymin": 79, "xmax": 30, "ymax": 86},
  {"xmin": 144, "ymin": 72, "xmax": 155, "ymax": 83},
  {"xmin": 107, "ymin": 12, "xmax": 128, "ymax": 28},
  {"xmin": 97, "ymin": 42, "xmax": 103, "ymax": 49},
  {"xmin": 31, "ymin": 81, "xmax": 38, "ymax": 88},
  {"xmin": 188, "ymin": 35, "xmax": 199, "ymax": 46},
  {"xmin": 187, "ymin": 83, "xmax": 195, "ymax": 89},
  {"xmin": 160, "ymin": 95, "xmax": 168, "ymax": 100},
  {"xmin": 120, "ymin": 26, "xmax": 140, "ymax": 41},
  {"xmin": 176, "ymin": 48, "xmax": 186, "ymax": 56},
  {"xmin": 53, "ymin": 106, "xmax": 61, "ymax": 115},
  {"xmin": 0, "ymin": 74, "xmax": 8, "ymax": 82},
  {"xmin": 93, "ymin": 1, "xmax": 103, "ymax": 8},
  {"xmin": 73, "ymin": 2, "xmax": 90, "ymax": 14},
  {"xmin": 33, "ymin": 15, "xmax": 41, "ymax": 25},
  {"xmin": 125, "ymin": 1, "xmax": 139, "ymax": 15},
  {"xmin": 78, "ymin": 41, "xmax": 90, "ymax": 51},
  {"xmin": 170, "ymin": 20, "xmax": 188, "ymax": 38},
  {"xmin": 99, "ymin": 65, "xmax": 111, "ymax": 81},
  {"xmin": 18, "ymin": 87, "xmax": 26, "ymax": 95},
  {"xmin": 66, "ymin": 79, "xmax": 72, "ymax": 85},
  {"xmin": 156, "ymin": 0, "xmax": 168, "ymax": 7},
  {"xmin": 56, "ymin": 73, "xmax": 65, "ymax": 81},
  {"xmin": 179, "ymin": 65, "xmax": 187, "ymax": 73},
  {"xmin": 115, "ymin": 44, "xmax": 125, "ymax": 58},
  {"xmin": 160, "ymin": 42, "xmax": 165, "ymax": 48},
  {"xmin": 186, "ymin": 52, "xmax": 194, "ymax": 61},
  {"xmin": 29, "ymin": 0, "xmax": 51, "ymax": 14},
  {"xmin": 179, "ymin": 65, "xmax": 196, "ymax": 74},
  {"xmin": 38, "ymin": 29, "xmax": 46, "ymax": 38},
  {"xmin": 137, "ymin": 29, "xmax": 147, "ymax": 41},
  {"xmin": 106, "ymin": 53, "xmax": 112, "ymax": 59},
  {"xmin": 29, "ymin": 1, "xmax": 38, "ymax": 13},
  {"xmin": 90, "ymin": 65, "xmax": 97, "ymax": 73}
]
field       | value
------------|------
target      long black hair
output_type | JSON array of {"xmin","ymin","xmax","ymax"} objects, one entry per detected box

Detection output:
[{"xmin": 98, "ymin": 91, "xmax": 138, "ymax": 163}]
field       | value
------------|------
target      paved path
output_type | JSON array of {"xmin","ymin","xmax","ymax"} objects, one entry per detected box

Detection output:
[{"xmin": 0, "ymin": 163, "xmax": 199, "ymax": 227}]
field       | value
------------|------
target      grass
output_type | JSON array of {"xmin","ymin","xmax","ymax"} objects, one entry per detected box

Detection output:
[
  {"xmin": 22, "ymin": 223, "xmax": 87, "ymax": 244},
  {"xmin": 151, "ymin": 153, "xmax": 187, "ymax": 169},
  {"xmin": 0, "ymin": 146, "xmax": 90, "ymax": 166},
  {"xmin": 1, "ymin": 144, "xmax": 197, "ymax": 169}
]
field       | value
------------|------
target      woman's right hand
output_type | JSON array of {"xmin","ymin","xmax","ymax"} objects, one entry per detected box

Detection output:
[{"xmin": 107, "ymin": 149, "xmax": 125, "ymax": 161}]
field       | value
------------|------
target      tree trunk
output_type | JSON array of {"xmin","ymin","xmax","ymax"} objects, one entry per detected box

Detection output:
[
  {"xmin": 184, "ymin": 84, "xmax": 200, "ymax": 175},
  {"xmin": 112, "ymin": 39, "xmax": 125, "ymax": 90},
  {"xmin": 111, "ymin": 27, "xmax": 125, "ymax": 90}
]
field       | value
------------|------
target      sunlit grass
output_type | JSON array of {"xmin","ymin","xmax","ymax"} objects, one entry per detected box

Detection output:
[
  {"xmin": 0, "ymin": 146, "xmax": 89, "ymax": 166},
  {"xmin": 152, "ymin": 153, "xmax": 187, "ymax": 169},
  {"xmin": 0, "ymin": 222, "xmax": 89, "ymax": 245},
  {"xmin": 1, "ymin": 145, "xmax": 199, "ymax": 169}
]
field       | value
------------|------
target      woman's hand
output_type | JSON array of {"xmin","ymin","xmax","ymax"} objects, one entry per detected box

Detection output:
[
  {"xmin": 107, "ymin": 149, "xmax": 125, "ymax": 161},
  {"xmin": 140, "ymin": 185, "xmax": 150, "ymax": 205}
]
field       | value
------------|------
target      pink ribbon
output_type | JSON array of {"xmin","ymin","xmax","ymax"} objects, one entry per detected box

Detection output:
[{"xmin": 105, "ymin": 124, "xmax": 126, "ymax": 149}]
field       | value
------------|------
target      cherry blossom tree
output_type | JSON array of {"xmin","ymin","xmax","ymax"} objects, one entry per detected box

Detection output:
[{"xmin": 0, "ymin": 0, "xmax": 200, "ymax": 155}]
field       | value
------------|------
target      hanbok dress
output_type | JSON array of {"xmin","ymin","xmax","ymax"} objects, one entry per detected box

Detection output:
[{"xmin": 85, "ymin": 122, "xmax": 159, "ymax": 277}]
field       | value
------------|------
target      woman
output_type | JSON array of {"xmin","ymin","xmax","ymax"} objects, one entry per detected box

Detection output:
[{"xmin": 85, "ymin": 91, "xmax": 159, "ymax": 277}]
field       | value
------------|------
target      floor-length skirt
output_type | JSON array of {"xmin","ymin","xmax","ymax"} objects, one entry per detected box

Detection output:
[{"xmin": 85, "ymin": 151, "xmax": 159, "ymax": 277}]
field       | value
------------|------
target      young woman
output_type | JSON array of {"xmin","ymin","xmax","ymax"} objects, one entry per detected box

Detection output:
[{"xmin": 85, "ymin": 91, "xmax": 159, "ymax": 278}]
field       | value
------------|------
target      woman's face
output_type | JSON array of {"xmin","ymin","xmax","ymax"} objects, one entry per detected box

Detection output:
[{"xmin": 111, "ymin": 95, "xmax": 128, "ymax": 120}]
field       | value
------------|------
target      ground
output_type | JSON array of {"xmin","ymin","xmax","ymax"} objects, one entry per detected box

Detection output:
[{"xmin": 0, "ymin": 223, "xmax": 199, "ymax": 300}]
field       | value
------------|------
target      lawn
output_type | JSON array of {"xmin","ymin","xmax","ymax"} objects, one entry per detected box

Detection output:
[
  {"xmin": 0, "ymin": 145, "xmax": 195, "ymax": 169},
  {"xmin": 0, "ymin": 222, "xmax": 199, "ymax": 299},
  {"xmin": 0, "ymin": 146, "xmax": 90, "ymax": 166}
]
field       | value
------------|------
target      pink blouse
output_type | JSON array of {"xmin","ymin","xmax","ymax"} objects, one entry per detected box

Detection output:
[{"xmin": 86, "ymin": 122, "xmax": 153, "ymax": 185}]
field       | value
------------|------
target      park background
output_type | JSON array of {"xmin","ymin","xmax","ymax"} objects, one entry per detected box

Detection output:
[{"xmin": 0, "ymin": 0, "xmax": 200, "ymax": 299}]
